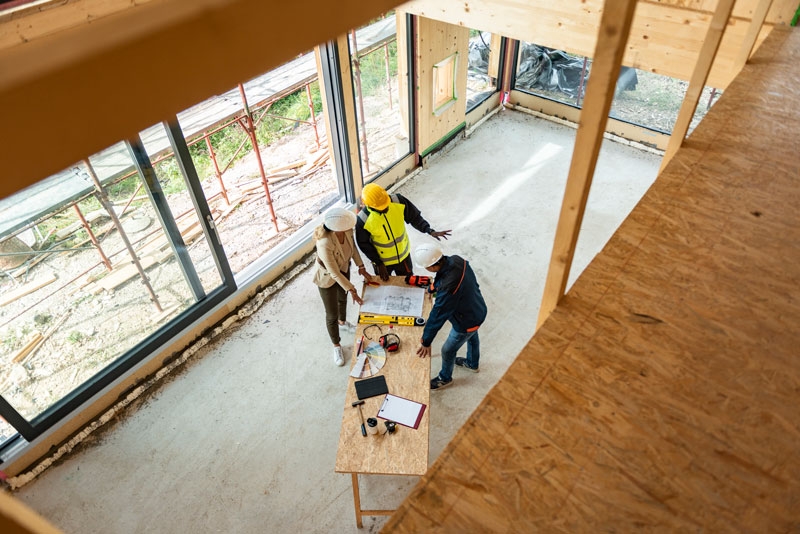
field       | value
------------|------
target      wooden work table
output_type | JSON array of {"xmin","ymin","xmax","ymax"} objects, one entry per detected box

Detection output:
[{"xmin": 335, "ymin": 275, "xmax": 433, "ymax": 527}]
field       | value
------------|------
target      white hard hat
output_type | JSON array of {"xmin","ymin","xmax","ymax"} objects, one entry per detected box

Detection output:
[
  {"xmin": 323, "ymin": 208, "xmax": 357, "ymax": 232},
  {"xmin": 414, "ymin": 242, "xmax": 443, "ymax": 268}
]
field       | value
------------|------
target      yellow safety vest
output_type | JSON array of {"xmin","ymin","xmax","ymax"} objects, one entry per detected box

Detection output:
[{"xmin": 362, "ymin": 198, "xmax": 410, "ymax": 265}]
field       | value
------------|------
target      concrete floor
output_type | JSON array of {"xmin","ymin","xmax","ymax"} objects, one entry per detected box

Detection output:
[{"xmin": 13, "ymin": 108, "xmax": 660, "ymax": 533}]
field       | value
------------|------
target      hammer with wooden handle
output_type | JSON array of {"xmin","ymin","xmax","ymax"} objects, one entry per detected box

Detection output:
[{"xmin": 352, "ymin": 400, "xmax": 367, "ymax": 437}]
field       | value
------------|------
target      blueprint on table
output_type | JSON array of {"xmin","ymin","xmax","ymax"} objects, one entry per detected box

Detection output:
[{"xmin": 360, "ymin": 285, "xmax": 425, "ymax": 317}]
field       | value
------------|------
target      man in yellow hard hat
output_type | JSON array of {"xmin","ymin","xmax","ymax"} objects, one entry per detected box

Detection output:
[{"xmin": 356, "ymin": 183, "xmax": 451, "ymax": 281}]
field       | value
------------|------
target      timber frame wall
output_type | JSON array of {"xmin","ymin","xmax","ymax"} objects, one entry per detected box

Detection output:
[{"xmin": 1, "ymin": 0, "xmax": 797, "ymax": 530}]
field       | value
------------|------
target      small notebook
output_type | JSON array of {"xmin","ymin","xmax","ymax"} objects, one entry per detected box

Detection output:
[
  {"xmin": 377, "ymin": 394, "xmax": 426, "ymax": 429},
  {"xmin": 354, "ymin": 375, "xmax": 388, "ymax": 400}
]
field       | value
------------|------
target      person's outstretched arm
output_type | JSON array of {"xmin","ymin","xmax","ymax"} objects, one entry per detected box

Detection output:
[{"xmin": 397, "ymin": 193, "xmax": 451, "ymax": 240}]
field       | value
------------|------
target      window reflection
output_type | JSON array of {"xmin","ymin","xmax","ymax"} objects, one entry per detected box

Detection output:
[{"xmin": 466, "ymin": 30, "xmax": 500, "ymax": 111}]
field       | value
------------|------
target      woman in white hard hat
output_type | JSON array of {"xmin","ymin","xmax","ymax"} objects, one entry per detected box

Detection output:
[{"xmin": 313, "ymin": 208, "xmax": 375, "ymax": 366}]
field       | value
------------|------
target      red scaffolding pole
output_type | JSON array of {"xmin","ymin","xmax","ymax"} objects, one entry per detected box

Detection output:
[{"xmin": 238, "ymin": 83, "xmax": 279, "ymax": 233}]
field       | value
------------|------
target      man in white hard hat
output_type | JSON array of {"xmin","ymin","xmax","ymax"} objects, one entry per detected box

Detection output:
[
  {"xmin": 356, "ymin": 183, "xmax": 452, "ymax": 281},
  {"xmin": 414, "ymin": 243, "xmax": 487, "ymax": 390}
]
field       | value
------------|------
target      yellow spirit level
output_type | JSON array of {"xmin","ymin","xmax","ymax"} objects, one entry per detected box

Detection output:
[{"xmin": 358, "ymin": 313, "xmax": 416, "ymax": 326}]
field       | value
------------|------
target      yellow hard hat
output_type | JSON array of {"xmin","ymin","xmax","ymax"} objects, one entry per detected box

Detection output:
[{"xmin": 362, "ymin": 183, "xmax": 390, "ymax": 210}]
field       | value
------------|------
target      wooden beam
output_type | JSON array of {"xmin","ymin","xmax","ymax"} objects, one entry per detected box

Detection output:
[
  {"xmin": 400, "ymin": 0, "xmax": 796, "ymax": 87},
  {"xmin": 0, "ymin": 0, "xmax": 403, "ymax": 200},
  {"xmin": 659, "ymin": 0, "xmax": 737, "ymax": 173},
  {"xmin": 733, "ymin": 0, "xmax": 775, "ymax": 73},
  {"xmin": 0, "ymin": 489, "xmax": 62, "ymax": 533},
  {"xmin": 0, "ymin": 0, "xmax": 158, "ymax": 49},
  {"xmin": 0, "ymin": 273, "xmax": 57, "ymax": 307},
  {"xmin": 536, "ymin": 0, "xmax": 639, "ymax": 329},
  {"xmin": 334, "ymin": 33, "xmax": 365, "ymax": 193}
]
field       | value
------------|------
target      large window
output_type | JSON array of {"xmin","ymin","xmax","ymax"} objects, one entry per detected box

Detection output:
[
  {"xmin": 349, "ymin": 13, "xmax": 413, "ymax": 182},
  {"xmin": 0, "ymin": 124, "xmax": 234, "ymax": 448},
  {"xmin": 0, "ymin": 37, "xmax": 364, "ymax": 453},
  {"xmin": 169, "ymin": 54, "xmax": 336, "ymax": 276},
  {"xmin": 515, "ymin": 42, "xmax": 587, "ymax": 107},
  {"xmin": 514, "ymin": 41, "xmax": 721, "ymax": 135}
]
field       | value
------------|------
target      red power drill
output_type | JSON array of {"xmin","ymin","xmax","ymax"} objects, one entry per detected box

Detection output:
[{"xmin": 405, "ymin": 274, "xmax": 431, "ymax": 288}]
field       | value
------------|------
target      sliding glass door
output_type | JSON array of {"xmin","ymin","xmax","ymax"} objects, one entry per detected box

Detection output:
[{"xmin": 0, "ymin": 121, "xmax": 234, "ymax": 447}]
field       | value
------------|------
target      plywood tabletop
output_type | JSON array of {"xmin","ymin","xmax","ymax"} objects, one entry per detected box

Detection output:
[{"xmin": 335, "ymin": 276, "xmax": 433, "ymax": 476}]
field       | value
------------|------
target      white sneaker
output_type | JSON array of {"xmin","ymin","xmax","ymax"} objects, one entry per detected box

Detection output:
[
  {"xmin": 333, "ymin": 346, "xmax": 345, "ymax": 366},
  {"xmin": 338, "ymin": 321, "xmax": 356, "ymax": 332}
]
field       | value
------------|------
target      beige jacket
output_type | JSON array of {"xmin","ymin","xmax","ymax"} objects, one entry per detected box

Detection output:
[{"xmin": 312, "ymin": 225, "xmax": 365, "ymax": 290}]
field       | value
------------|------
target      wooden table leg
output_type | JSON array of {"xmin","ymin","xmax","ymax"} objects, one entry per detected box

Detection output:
[{"xmin": 351, "ymin": 473, "xmax": 363, "ymax": 528}]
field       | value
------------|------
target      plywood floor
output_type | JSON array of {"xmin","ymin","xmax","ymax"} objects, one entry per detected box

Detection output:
[{"xmin": 383, "ymin": 25, "xmax": 800, "ymax": 533}]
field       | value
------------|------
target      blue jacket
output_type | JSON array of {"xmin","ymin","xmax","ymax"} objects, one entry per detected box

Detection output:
[{"xmin": 421, "ymin": 255, "xmax": 487, "ymax": 347}]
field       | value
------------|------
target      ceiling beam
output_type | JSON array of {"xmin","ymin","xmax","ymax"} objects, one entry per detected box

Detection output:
[
  {"xmin": 0, "ymin": 0, "xmax": 402, "ymax": 199},
  {"xmin": 400, "ymin": 0, "xmax": 795, "ymax": 87}
]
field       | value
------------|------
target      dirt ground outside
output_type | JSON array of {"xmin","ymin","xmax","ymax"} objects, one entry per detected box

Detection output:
[{"xmin": 0, "ymin": 70, "xmax": 708, "ymax": 443}]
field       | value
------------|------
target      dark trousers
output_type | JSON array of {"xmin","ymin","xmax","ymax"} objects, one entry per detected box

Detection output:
[
  {"xmin": 384, "ymin": 256, "xmax": 414, "ymax": 276},
  {"xmin": 318, "ymin": 282, "xmax": 348, "ymax": 344}
]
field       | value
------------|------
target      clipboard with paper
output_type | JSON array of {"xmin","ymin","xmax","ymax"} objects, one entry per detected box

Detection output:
[{"xmin": 377, "ymin": 393, "xmax": 426, "ymax": 429}]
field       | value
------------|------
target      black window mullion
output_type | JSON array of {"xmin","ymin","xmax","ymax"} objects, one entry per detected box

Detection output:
[
  {"xmin": 163, "ymin": 120, "xmax": 235, "ymax": 286},
  {"xmin": 0, "ymin": 396, "xmax": 36, "ymax": 442},
  {"xmin": 319, "ymin": 40, "xmax": 356, "ymax": 203},
  {"xmin": 127, "ymin": 136, "xmax": 205, "ymax": 301}
]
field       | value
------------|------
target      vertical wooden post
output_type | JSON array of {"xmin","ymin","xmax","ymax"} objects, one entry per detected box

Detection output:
[
  {"xmin": 487, "ymin": 33, "xmax": 502, "ymax": 80},
  {"xmin": 395, "ymin": 11, "xmax": 411, "ymax": 144},
  {"xmin": 659, "ymin": 0, "xmax": 737, "ymax": 173},
  {"xmin": 351, "ymin": 473, "xmax": 363, "ymax": 528},
  {"xmin": 537, "ymin": 0, "xmax": 639, "ymax": 329},
  {"xmin": 384, "ymin": 42, "xmax": 394, "ymax": 111},
  {"xmin": 314, "ymin": 46, "xmax": 338, "ymax": 173},
  {"xmin": 733, "ymin": 0, "xmax": 775, "ymax": 73}
]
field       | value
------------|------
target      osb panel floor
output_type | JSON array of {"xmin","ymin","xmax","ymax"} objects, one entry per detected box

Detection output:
[{"xmin": 383, "ymin": 25, "xmax": 800, "ymax": 533}]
